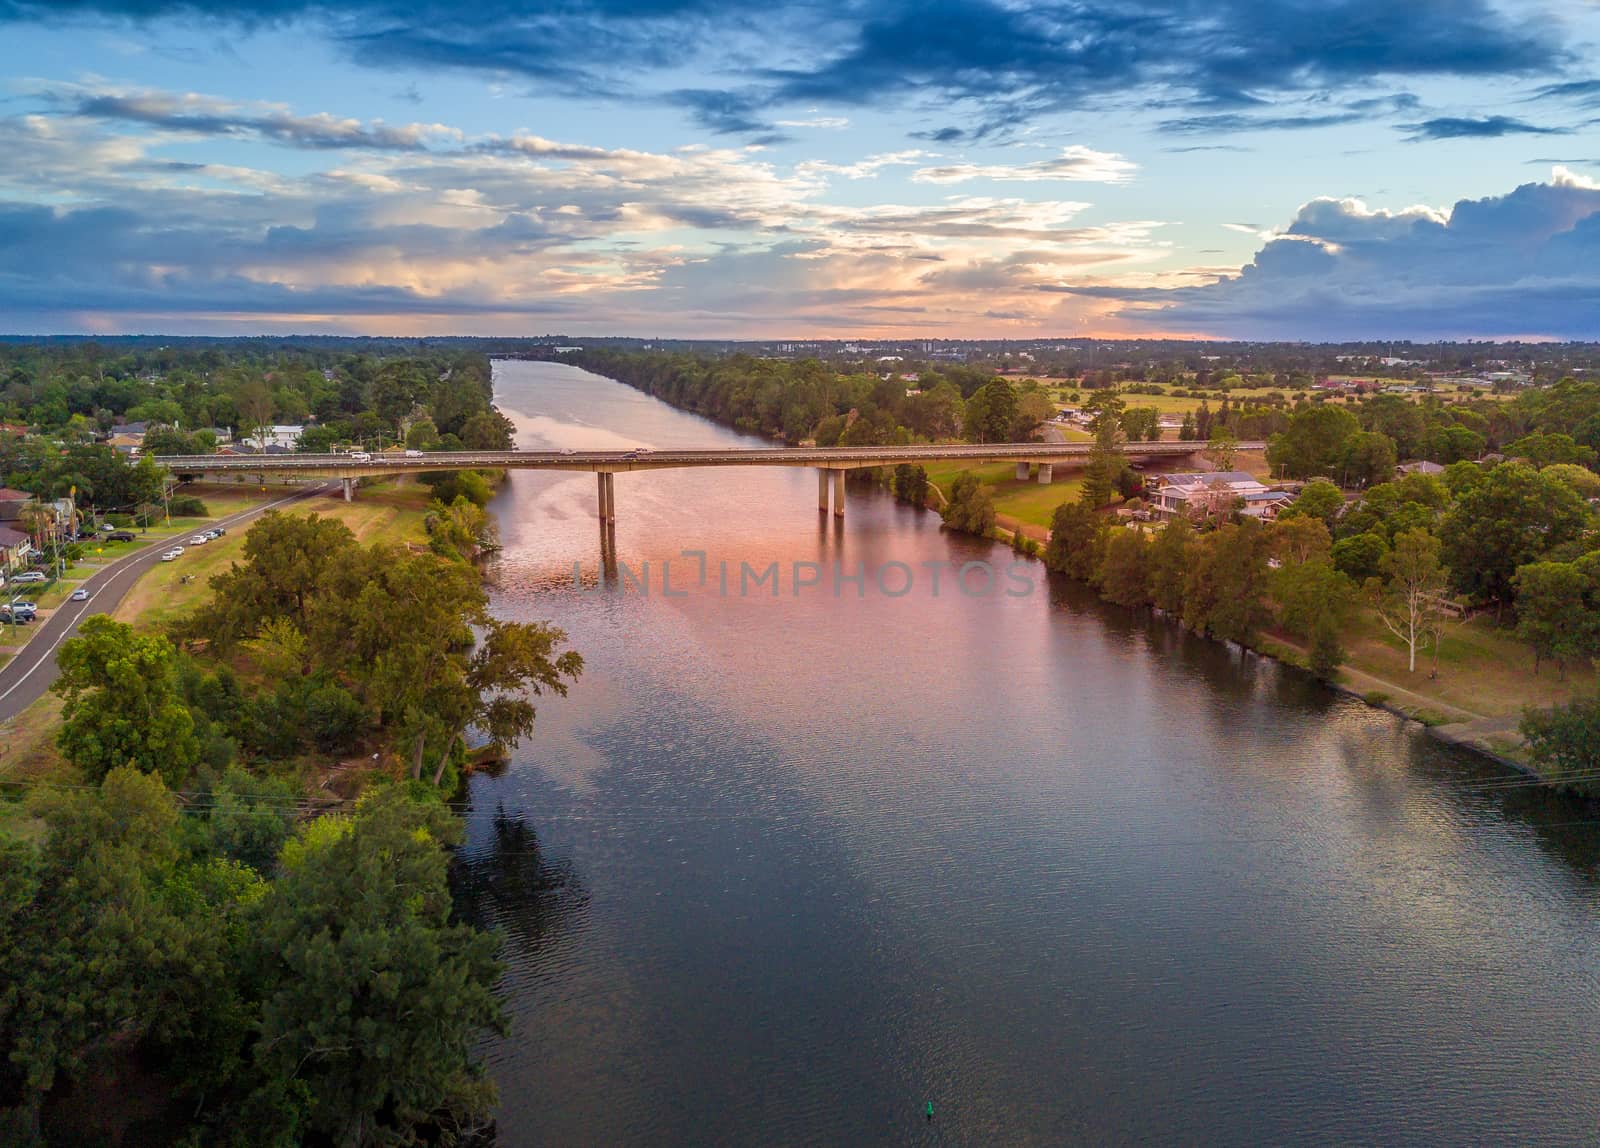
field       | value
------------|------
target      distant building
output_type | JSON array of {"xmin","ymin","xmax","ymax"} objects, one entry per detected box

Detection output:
[
  {"xmin": 1398, "ymin": 460, "xmax": 1446, "ymax": 477},
  {"xmin": 257, "ymin": 425, "xmax": 305, "ymax": 450}
]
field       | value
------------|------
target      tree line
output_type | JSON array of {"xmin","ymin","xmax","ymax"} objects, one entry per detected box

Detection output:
[{"xmin": 0, "ymin": 506, "xmax": 581, "ymax": 1143}]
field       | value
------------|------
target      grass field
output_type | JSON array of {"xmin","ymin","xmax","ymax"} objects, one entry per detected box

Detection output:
[{"xmin": 114, "ymin": 478, "xmax": 434, "ymax": 632}]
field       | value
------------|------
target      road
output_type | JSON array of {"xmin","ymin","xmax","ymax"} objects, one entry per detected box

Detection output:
[{"xmin": 0, "ymin": 482, "xmax": 329, "ymax": 724}]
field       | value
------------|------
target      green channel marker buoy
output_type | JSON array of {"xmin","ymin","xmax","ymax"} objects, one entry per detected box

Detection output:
[{"xmin": 926, "ymin": 1101, "xmax": 934, "ymax": 1120}]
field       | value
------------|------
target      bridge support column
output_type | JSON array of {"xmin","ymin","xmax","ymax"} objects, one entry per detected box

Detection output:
[
  {"xmin": 832, "ymin": 469, "xmax": 846, "ymax": 518},
  {"xmin": 819, "ymin": 469, "xmax": 831, "ymax": 513},
  {"xmin": 1037, "ymin": 463, "xmax": 1054, "ymax": 484},
  {"xmin": 1015, "ymin": 461, "xmax": 1031, "ymax": 481},
  {"xmin": 597, "ymin": 471, "xmax": 615, "ymax": 522},
  {"xmin": 341, "ymin": 477, "xmax": 355, "ymax": 502}
]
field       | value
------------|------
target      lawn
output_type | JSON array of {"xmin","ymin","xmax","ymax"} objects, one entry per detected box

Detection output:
[
  {"xmin": 1338, "ymin": 608, "xmax": 1595, "ymax": 722},
  {"xmin": 113, "ymin": 478, "xmax": 434, "ymax": 632},
  {"xmin": 922, "ymin": 460, "xmax": 1088, "ymax": 528}
]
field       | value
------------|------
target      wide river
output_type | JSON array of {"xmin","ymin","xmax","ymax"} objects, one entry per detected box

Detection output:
[{"xmin": 455, "ymin": 360, "xmax": 1600, "ymax": 1146}]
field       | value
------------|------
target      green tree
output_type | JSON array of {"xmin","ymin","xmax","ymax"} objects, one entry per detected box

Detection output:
[
  {"xmin": 1273, "ymin": 558, "xmax": 1353, "ymax": 644},
  {"xmin": 1440, "ymin": 463, "xmax": 1591, "ymax": 611},
  {"xmin": 404, "ymin": 416, "xmax": 441, "ymax": 450},
  {"xmin": 1045, "ymin": 501, "xmax": 1106, "ymax": 582},
  {"xmin": 1331, "ymin": 531, "xmax": 1389, "ymax": 581},
  {"xmin": 1372, "ymin": 528, "xmax": 1451, "ymax": 673},
  {"xmin": 940, "ymin": 472, "xmax": 997, "ymax": 536},
  {"xmin": 1080, "ymin": 393, "xmax": 1128, "ymax": 509},
  {"xmin": 1336, "ymin": 430, "xmax": 1398, "ymax": 488},
  {"xmin": 1203, "ymin": 425, "xmax": 1238, "ymax": 471},
  {"xmin": 1514, "ymin": 559, "xmax": 1600, "ymax": 676},
  {"xmin": 1543, "ymin": 462, "xmax": 1600, "ymax": 500},
  {"xmin": 1098, "ymin": 527, "xmax": 1151, "ymax": 607},
  {"xmin": 245, "ymin": 788, "xmax": 506, "ymax": 1145},
  {"xmin": 1267, "ymin": 404, "xmax": 1360, "ymax": 478},
  {"xmin": 1178, "ymin": 410, "xmax": 1197, "ymax": 440},
  {"xmin": 1181, "ymin": 519, "xmax": 1272, "ymax": 642},
  {"xmin": 962, "ymin": 379, "xmax": 1019, "ymax": 443},
  {"xmin": 1146, "ymin": 516, "xmax": 1193, "ymax": 612},
  {"xmin": 52, "ymin": 616, "xmax": 199, "ymax": 784},
  {"xmin": 209, "ymin": 765, "xmax": 300, "ymax": 874},
  {"xmin": 1521, "ymin": 693, "xmax": 1600, "ymax": 795},
  {"xmin": 1506, "ymin": 432, "xmax": 1598, "ymax": 470},
  {"xmin": 1281, "ymin": 479, "xmax": 1344, "ymax": 530}
]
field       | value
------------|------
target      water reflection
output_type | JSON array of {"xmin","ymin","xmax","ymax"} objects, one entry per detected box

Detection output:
[{"xmin": 465, "ymin": 360, "xmax": 1600, "ymax": 1146}]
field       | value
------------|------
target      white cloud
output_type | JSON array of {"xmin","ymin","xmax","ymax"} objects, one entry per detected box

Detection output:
[{"xmin": 911, "ymin": 146, "xmax": 1137, "ymax": 185}]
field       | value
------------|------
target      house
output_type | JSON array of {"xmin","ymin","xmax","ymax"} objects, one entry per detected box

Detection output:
[
  {"xmin": 256, "ymin": 425, "xmax": 305, "ymax": 450},
  {"xmin": 1398, "ymin": 460, "xmax": 1446, "ymax": 477},
  {"xmin": 1148, "ymin": 471, "xmax": 1293, "ymax": 521},
  {"xmin": 0, "ymin": 524, "xmax": 28, "ymax": 573},
  {"xmin": 106, "ymin": 421, "xmax": 149, "ymax": 455},
  {"xmin": 0, "ymin": 487, "xmax": 29, "ymax": 522}
]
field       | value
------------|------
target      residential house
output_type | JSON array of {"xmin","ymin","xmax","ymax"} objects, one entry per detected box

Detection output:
[
  {"xmin": 1398, "ymin": 460, "xmax": 1446, "ymax": 477},
  {"xmin": 1149, "ymin": 471, "xmax": 1293, "ymax": 521},
  {"xmin": 106, "ymin": 421, "xmax": 149, "ymax": 456},
  {"xmin": 0, "ymin": 524, "xmax": 28, "ymax": 574},
  {"xmin": 255, "ymin": 425, "xmax": 305, "ymax": 450},
  {"xmin": 0, "ymin": 487, "xmax": 28, "ymax": 522}
]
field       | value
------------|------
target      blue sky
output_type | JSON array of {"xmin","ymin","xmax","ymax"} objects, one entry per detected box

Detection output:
[{"xmin": 3, "ymin": 0, "xmax": 1600, "ymax": 338}]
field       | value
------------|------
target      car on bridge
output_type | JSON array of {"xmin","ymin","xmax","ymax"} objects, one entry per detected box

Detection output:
[{"xmin": 349, "ymin": 451, "xmax": 372, "ymax": 462}]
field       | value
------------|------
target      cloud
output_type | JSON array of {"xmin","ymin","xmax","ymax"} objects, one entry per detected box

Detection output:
[
  {"xmin": 42, "ymin": 85, "xmax": 458, "ymax": 150},
  {"xmin": 0, "ymin": 0, "xmax": 1567, "ymax": 138},
  {"xmin": 910, "ymin": 146, "xmax": 1136, "ymax": 185},
  {"xmin": 1071, "ymin": 169, "xmax": 1600, "ymax": 338},
  {"xmin": 1400, "ymin": 115, "xmax": 1568, "ymax": 141}
]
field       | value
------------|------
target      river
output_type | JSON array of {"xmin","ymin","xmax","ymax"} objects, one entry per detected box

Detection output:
[{"xmin": 453, "ymin": 360, "xmax": 1600, "ymax": 1146}]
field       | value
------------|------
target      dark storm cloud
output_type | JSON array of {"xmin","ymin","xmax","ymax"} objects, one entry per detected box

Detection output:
[{"xmin": 0, "ymin": 0, "xmax": 1567, "ymax": 137}]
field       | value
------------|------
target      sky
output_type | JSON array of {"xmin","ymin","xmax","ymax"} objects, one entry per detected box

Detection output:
[{"xmin": 3, "ymin": 0, "xmax": 1600, "ymax": 340}]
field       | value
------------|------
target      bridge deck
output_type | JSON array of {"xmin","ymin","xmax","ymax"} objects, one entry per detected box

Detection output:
[{"xmin": 156, "ymin": 441, "xmax": 1260, "ymax": 475}]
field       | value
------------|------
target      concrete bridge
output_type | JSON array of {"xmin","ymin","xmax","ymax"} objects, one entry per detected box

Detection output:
[{"xmin": 154, "ymin": 440, "xmax": 1260, "ymax": 518}]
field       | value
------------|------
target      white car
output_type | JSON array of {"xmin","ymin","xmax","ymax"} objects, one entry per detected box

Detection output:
[
  {"xmin": 161, "ymin": 546, "xmax": 185, "ymax": 561},
  {"xmin": 349, "ymin": 451, "xmax": 372, "ymax": 462},
  {"xmin": 559, "ymin": 447, "xmax": 578, "ymax": 456},
  {"xmin": 70, "ymin": 588, "xmax": 91, "ymax": 602},
  {"xmin": 404, "ymin": 449, "xmax": 423, "ymax": 458},
  {"xmin": 189, "ymin": 534, "xmax": 210, "ymax": 545},
  {"xmin": 9, "ymin": 571, "xmax": 47, "ymax": 584}
]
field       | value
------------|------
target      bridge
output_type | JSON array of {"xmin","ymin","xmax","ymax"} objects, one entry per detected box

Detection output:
[{"xmin": 154, "ymin": 440, "xmax": 1261, "ymax": 519}]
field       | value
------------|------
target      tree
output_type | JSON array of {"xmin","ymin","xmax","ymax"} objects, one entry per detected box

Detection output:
[
  {"xmin": 940, "ymin": 472, "xmax": 997, "ymax": 536},
  {"xmin": 1045, "ymin": 501, "xmax": 1105, "ymax": 582},
  {"xmin": 1282, "ymin": 479, "xmax": 1343, "ymax": 530},
  {"xmin": 1506, "ymin": 432, "xmax": 1598, "ymax": 470},
  {"xmin": 962, "ymin": 379, "xmax": 1019, "ymax": 443},
  {"xmin": 1336, "ymin": 430, "xmax": 1398, "ymax": 488},
  {"xmin": 1181, "ymin": 519, "xmax": 1272, "ymax": 642},
  {"xmin": 1098, "ymin": 527, "xmax": 1151, "ymax": 606},
  {"xmin": 52, "ymin": 616, "xmax": 199, "ymax": 784},
  {"xmin": 208, "ymin": 765, "xmax": 300, "ymax": 874},
  {"xmin": 1080, "ymin": 393, "xmax": 1127, "ymax": 509},
  {"xmin": 1273, "ymin": 558, "xmax": 1353, "ymax": 645},
  {"xmin": 245, "ymin": 788, "xmax": 505, "ymax": 1145},
  {"xmin": 404, "ymin": 416, "xmax": 441, "ymax": 451},
  {"xmin": 1146, "ymin": 516, "xmax": 1193, "ymax": 612},
  {"xmin": 1371, "ymin": 528, "xmax": 1450, "ymax": 673},
  {"xmin": 1012, "ymin": 390, "xmax": 1054, "ymax": 441},
  {"xmin": 1331, "ymin": 531, "xmax": 1388, "ymax": 581},
  {"xmin": 1179, "ymin": 410, "xmax": 1197, "ymax": 440},
  {"xmin": 1203, "ymin": 426, "xmax": 1238, "ymax": 471},
  {"xmin": 1270, "ymin": 515, "xmax": 1331, "ymax": 565},
  {"xmin": 892, "ymin": 463, "xmax": 929, "ymax": 505},
  {"xmin": 1267, "ymin": 404, "xmax": 1360, "ymax": 478},
  {"xmin": 1514, "ymin": 559, "xmax": 1600, "ymax": 676},
  {"xmin": 1439, "ymin": 462, "xmax": 1591, "ymax": 611},
  {"xmin": 1543, "ymin": 462, "xmax": 1600, "ymax": 500},
  {"xmin": 1521, "ymin": 694, "xmax": 1600, "ymax": 795},
  {"xmin": 237, "ymin": 379, "xmax": 274, "ymax": 450}
]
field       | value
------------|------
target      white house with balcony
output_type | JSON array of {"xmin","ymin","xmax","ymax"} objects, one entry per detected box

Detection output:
[{"xmin": 1149, "ymin": 471, "xmax": 1293, "ymax": 521}]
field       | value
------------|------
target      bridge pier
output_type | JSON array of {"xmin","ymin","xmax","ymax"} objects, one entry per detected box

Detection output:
[
  {"xmin": 819, "ymin": 469, "xmax": 830, "ymax": 513},
  {"xmin": 1015, "ymin": 461, "xmax": 1031, "ymax": 481},
  {"xmin": 597, "ymin": 471, "xmax": 615, "ymax": 522},
  {"xmin": 1037, "ymin": 463, "xmax": 1054, "ymax": 484},
  {"xmin": 832, "ymin": 469, "xmax": 845, "ymax": 518},
  {"xmin": 341, "ymin": 477, "xmax": 355, "ymax": 502}
]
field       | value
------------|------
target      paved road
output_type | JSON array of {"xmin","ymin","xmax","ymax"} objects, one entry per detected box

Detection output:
[
  {"xmin": 0, "ymin": 482, "xmax": 329, "ymax": 724},
  {"xmin": 154, "ymin": 440, "xmax": 1264, "ymax": 477}
]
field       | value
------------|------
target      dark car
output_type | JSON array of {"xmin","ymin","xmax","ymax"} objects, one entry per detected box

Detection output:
[{"xmin": 104, "ymin": 530, "xmax": 137, "ymax": 542}]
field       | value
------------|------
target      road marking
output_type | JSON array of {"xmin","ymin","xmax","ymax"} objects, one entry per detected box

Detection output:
[{"xmin": 0, "ymin": 485, "xmax": 323, "ymax": 707}]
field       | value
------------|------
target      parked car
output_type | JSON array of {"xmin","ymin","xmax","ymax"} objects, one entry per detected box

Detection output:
[
  {"xmin": 160, "ymin": 547, "xmax": 184, "ymax": 561},
  {"xmin": 70, "ymin": 588, "xmax": 90, "ymax": 602},
  {"xmin": 0, "ymin": 607, "xmax": 31, "ymax": 624},
  {"xmin": 9, "ymin": 571, "xmax": 47, "ymax": 584},
  {"xmin": 5, "ymin": 602, "xmax": 37, "ymax": 620},
  {"xmin": 210, "ymin": 526, "xmax": 226, "ymax": 536},
  {"xmin": 189, "ymin": 534, "xmax": 211, "ymax": 545},
  {"xmin": 104, "ymin": 530, "xmax": 136, "ymax": 542}
]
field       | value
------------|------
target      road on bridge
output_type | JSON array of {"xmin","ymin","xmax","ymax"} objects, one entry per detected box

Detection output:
[{"xmin": 0, "ymin": 482, "xmax": 330, "ymax": 726}]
